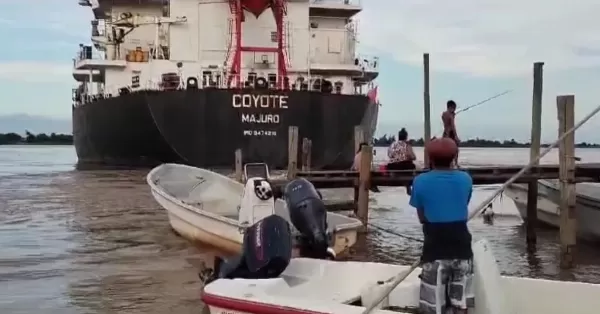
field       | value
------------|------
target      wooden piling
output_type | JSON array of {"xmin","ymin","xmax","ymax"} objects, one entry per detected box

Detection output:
[
  {"xmin": 557, "ymin": 95, "xmax": 576, "ymax": 268},
  {"xmin": 301, "ymin": 138, "xmax": 312, "ymax": 171},
  {"xmin": 423, "ymin": 53, "xmax": 431, "ymax": 166},
  {"xmin": 353, "ymin": 126, "xmax": 365, "ymax": 209},
  {"xmin": 354, "ymin": 125, "xmax": 365, "ymax": 152},
  {"xmin": 234, "ymin": 148, "xmax": 243, "ymax": 182},
  {"xmin": 526, "ymin": 62, "xmax": 544, "ymax": 245},
  {"xmin": 357, "ymin": 144, "xmax": 373, "ymax": 232},
  {"xmin": 287, "ymin": 126, "xmax": 299, "ymax": 180}
]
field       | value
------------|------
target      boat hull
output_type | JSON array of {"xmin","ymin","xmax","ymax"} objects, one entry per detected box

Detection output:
[
  {"xmin": 504, "ymin": 180, "xmax": 600, "ymax": 241},
  {"xmin": 73, "ymin": 89, "xmax": 378, "ymax": 169},
  {"xmin": 152, "ymin": 189, "xmax": 243, "ymax": 254}
]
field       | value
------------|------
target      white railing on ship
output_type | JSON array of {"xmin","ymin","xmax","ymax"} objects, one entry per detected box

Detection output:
[
  {"xmin": 310, "ymin": 0, "xmax": 361, "ymax": 5},
  {"xmin": 308, "ymin": 52, "xmax": 379, "ymax": 72},
  {"xmin": 74, "ymin": 78, "xmax": 376, "ymax": 107},
  {"xmin": 73, "ymin": 50, "xmax": 106, "ymax": 66},
  {"xmin": 356, "ymin": 54, "xmax": 379, "ymax": 72}
]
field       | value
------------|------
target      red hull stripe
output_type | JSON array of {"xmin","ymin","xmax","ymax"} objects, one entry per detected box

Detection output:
[{"xmin": 201, "ymin": 291, "xmax": 331, "ymax": 314}]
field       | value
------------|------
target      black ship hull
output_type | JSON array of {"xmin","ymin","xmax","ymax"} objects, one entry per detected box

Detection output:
[{"xmin": 73, "ymin": 89, "xmax": 378, "ymax": 170}]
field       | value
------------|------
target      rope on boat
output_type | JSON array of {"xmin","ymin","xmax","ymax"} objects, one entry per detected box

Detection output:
[{"xmin": 361, "ymin": 102, "xmax": 600, "ymax": 314}]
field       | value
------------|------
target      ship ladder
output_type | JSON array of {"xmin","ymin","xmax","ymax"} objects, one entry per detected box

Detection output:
[
  {"xmin": 225, "ymin": 0, "xmax": 242, "ymax": 87},
  {"xmin": 272, "ymin": 0, "xmax": 290, "ymax": 85}
]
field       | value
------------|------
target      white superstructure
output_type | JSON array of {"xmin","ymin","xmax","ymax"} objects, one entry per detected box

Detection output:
[{"xmin": 73, "ymin": 0, "xmax": 379, "ymax": 103}]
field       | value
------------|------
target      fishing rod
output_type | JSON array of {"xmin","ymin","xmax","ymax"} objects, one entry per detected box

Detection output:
[
  {"xmin": 430, "ymin": 89, "xmax": 513, "ymax": 139},
  {"xmin": 362, "ymin": 101, "xmax": 600, "ymax": 314},
  {"xmin": 455, "ymin": 89, "xmax": 513, "ymax": 114}
]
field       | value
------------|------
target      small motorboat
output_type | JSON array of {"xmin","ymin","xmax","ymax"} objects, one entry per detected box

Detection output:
[
  {"xmin": 147, "ymin": 163, "xmax": 362, "ymax": 255},
  {"xmin": 201, "ymin": 235, "xmax": 600, "ymax": 314},
  {"xmin": 505, "ymin": 180, "xmax": 600, "ymax": 241}
]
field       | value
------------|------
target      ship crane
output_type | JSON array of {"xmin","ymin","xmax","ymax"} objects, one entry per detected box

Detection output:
[{"xmin": 225, "ymin": 0, "xmax": 290, "ymax": 89}]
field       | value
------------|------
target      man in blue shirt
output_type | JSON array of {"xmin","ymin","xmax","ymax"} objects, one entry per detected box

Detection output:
[{"xmin": 409, "ymin": 138, "xmax": 473, "ymax": 314}]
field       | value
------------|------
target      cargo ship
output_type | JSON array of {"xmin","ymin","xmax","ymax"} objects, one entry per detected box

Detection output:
[{"xmin": 73, "ymin": 0, "xmax": 379, "ymax": 169}]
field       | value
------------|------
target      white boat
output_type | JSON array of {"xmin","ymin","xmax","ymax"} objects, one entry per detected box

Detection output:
[
  {"xmin": 201, "ymin": 239, "xmax": 600, "ymax": 314},
  {"xmin": 504, "ymin": 180, "xmax": 600, "ymax": 241},
  {"xmin": 147, "ymin": 163, "xmax": 362, "ymax": 255}
]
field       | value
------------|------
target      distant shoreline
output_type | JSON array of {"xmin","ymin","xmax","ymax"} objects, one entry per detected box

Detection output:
[
  {"xmin": 0, "ymin": 143, "xmax": 73, "ymax": 146},
  {"xmin": 373, "ymin": 135, "xmax": 600, "ymax": 149},
  {"xmin": 374, "ymin": 144, "xmax": 600, "ymax": 149},
  {"xmin": 0, "ymin": 132, "xmax": 72, "ymax": 145},
  {"xmin": 1, "ymin": 132, "xmax": 599, "ymax": 148}
]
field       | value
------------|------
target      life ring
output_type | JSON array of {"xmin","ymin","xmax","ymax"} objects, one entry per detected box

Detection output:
[{"xmin": 256, "ymin": 77, "xmax": 268, "ymax": 89}]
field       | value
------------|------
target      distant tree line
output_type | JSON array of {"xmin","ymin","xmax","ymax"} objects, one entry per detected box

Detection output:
[
  {"xmin": 0, "ymin": 131, "xmax": 73, "ymax": 145},
  {"xmin": 372, "ymin": 134, "xmax": 600, "ymax": 148}
]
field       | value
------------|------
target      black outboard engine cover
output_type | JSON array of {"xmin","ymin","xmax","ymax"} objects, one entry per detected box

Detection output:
[
  {"xmin": 215, "ymin": 214, "xmax": 292, "ymax": 280},
  {"xmin": 283, "ymin": 178, "xmax": 332, "ymax": 259}
]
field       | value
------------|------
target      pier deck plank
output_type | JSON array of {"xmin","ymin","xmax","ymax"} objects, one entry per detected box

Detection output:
[{"xmin": 271, "ymin": 163, "xmax": 600, "ymax": 188}]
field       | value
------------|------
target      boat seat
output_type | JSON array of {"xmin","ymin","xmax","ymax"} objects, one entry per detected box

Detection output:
[{"xmin": 265, "ymin": 259, "xmax": 421, "ymax": 304}]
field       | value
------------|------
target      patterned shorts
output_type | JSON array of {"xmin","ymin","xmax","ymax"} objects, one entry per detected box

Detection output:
[{"xmin": 419, "ymin": 259, "xmax": 473, "ymax": 314}]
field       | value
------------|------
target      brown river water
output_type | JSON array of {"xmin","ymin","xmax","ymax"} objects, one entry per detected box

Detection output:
[{"xmin": 1, "ymin": 145, "xmax": 600, "ymax": 313}]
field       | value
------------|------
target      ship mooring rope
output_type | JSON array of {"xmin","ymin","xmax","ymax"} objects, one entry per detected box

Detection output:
[{"xmin": 361, "ymin": 102, "xmax": 600, "ymax": 314}]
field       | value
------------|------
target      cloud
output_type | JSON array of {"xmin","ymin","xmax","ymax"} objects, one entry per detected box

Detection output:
[
  {"xmin": 0, "ymin": 61, "xmax": 72, "ymax": 83},
  {"xmin": 0, "ymin": 1, "xmax": 90, "ymax": 40},
  {"xmin": 358, "ymin": 0, "xmax": 600, "ymax": 77}
]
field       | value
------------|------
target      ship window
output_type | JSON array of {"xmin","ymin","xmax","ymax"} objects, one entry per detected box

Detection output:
[{"xmin": 271, "ymin": 31, "xmax": 278, "ymax": 42}]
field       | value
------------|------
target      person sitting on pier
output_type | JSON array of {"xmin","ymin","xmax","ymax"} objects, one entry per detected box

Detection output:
[
  {"xmin": 442, "ymin": 100, "xmax": 460, "ymax": 167},
  {"xmin": 410, "ymin": 137, "xmax": 473, "ymax": 314},
  {"xmin": 386, "ymin": 128, "xmax": 417, "ymax": 194}
]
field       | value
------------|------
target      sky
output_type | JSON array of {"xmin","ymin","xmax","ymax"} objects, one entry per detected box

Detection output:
[{"xmin": 0, "ymin": 0, "xmax": 599, "ymax": 142}]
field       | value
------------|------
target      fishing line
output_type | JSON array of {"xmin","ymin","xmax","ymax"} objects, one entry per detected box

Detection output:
[
  {"xmin": 361, "ymin": 101, "xmax": 600, "ymax": 314},
  {"xmin": 368, "ymin": 222, "xmax": 424, "ymax": 243}
]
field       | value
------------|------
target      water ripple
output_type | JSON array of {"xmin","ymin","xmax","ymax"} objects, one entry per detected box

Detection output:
[{"xmin": 1, "ymin": 146, "xmax": 600, "ymax": 313}]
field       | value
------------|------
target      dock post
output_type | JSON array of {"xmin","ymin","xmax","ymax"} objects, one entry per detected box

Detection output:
[
  {"xmin": 287, "ymin": 126, "xmax": 299, "ymax": 180},
  {"xmin": 526, "ymin": 62, "xmax": 544, "ymax": 246},
  {"xmin": 423, "ymin": 53, "xmax": 431, "ymax": 166},
  {"xmin": 557, "ymin": 95, "xmax": 576, "ymax": 268},
  {"xmin": 234, "ymin": 148, "xmax": 243, "ymax": 182},
  {"xmin": 357, "ymin": 144, "xmax": 373, "ymax": 232},
  {"xmin": 353, "ymin": 126, "xmax": 365, "ymax": 208},
  {"xmin": 354, "ymin": 125, "xmax": 365, "ymax": 152},
  {"xmin": 301, "ymin": 138, "xmax": 312, "ymax": 172}
]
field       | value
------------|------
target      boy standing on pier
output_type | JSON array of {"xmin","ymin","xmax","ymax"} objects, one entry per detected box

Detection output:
[
  {"xmin": 442, "ymin": 100, "xmax": 460, "ymax": 167},
  {"xmin": 410, "ymin": 138, "xmax": 473, "ymax": 314}
]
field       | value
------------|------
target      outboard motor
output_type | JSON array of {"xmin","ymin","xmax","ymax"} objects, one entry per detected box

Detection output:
[
  {"xmin": 204, "ymin": 214, "xmax": 292, "ymax": 284},
  {"xmin": 283, "ymin": 178, "xmax": 335, "ymax": 260}
]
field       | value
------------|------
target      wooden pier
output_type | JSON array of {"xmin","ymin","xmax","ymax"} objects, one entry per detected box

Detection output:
[
  {"xmin": 271, "ymin": 164, "xmax": 600, "ymax": 188},
  {"xmin": 234, "ymin": 58, "xmax": 600, "ymax": 269}
]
